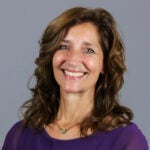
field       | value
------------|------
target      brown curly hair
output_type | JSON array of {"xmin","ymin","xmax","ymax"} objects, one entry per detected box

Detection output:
[{"xmin": 21, "ymin": 7, "xmax": 133, "ymax": 136}]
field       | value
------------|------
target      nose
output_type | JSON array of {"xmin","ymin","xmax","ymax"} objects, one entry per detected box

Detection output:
[
  {"xmin": 61, "ymin": 48, "xmax": 87, "ymax": 71},
  {"xmin": 66, "ymin": 49, "xmax": 82, "ymax": 65}
]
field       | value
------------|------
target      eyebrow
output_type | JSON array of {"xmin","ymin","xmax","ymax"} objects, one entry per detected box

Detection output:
[
  {"xmin": 61, "ymin": 39, "xmax": 71, "ymax": 43},
  {"xmin": 61, "ymin": 39, "xmax": 93, "ymax": 46}
]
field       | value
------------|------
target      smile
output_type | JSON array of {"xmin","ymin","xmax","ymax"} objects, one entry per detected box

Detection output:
[{"xmin": 64, "ymin": 70, "xmax": 85, "ymax": 77}]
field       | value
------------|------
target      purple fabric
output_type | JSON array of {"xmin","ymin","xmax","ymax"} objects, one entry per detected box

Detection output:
[{"xmin": 2, "ymin": 121, "xmax": 148, "ymax": 150}]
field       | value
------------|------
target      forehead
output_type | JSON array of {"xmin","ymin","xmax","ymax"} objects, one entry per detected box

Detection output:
[{"xmin": 63, "ymin": 22, "xmax": 100, "ymax": 44}]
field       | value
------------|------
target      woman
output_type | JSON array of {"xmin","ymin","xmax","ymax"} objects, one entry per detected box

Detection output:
[{"xmin": 2, "ymin": 7, "xmax": 148, "ymax": 150}]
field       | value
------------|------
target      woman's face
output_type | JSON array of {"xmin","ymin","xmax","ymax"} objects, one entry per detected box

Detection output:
[{"xmin": 52, "ymin": 22, "xmax": 103, "ymax": 94}]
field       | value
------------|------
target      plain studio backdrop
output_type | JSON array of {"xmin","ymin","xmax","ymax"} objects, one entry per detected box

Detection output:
[{"xmin": 0, "ymin": 0, "xmax": 150, "ymax": 147}]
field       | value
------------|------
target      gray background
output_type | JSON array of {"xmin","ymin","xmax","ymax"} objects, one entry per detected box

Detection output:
[{"xmin": 0, "ymin": 0, "xmax": 150, "ymax": 147}]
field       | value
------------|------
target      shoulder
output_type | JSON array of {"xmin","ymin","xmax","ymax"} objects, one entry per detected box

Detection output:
[
  {"xmin": 8, "ymin": 120, "xmax": 23, "ymax": 132},
  {"xmin": 119, "ymin": 123, "xmax": 146, "ymax": 141},
  {"xmin": 2, "ymin": 121, "xmax": 48, "ymax": 150},
  {"xmin": 2, "ymin": 121, "xmax": 24, "ymax": 150},
  {"xmin": 4, "ymin": 121, "xmax": 23, "ymax": 139},
  {"xmin": 94, "ymin": 123, "xmax": 148, "ymax": 150},
  {"xmin": 116, "ymin": 123, "xmax": 148, "ymax": 150}
]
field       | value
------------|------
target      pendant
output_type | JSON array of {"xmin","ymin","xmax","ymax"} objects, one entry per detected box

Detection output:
[{"xmin": 60, "ymin": 128, "xmax": 67, "ymax": 134}]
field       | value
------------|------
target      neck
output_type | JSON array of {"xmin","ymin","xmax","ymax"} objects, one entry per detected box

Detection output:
[{"xmin": 57, "ymin": 90, "xmax": 94, "ymax": 124}]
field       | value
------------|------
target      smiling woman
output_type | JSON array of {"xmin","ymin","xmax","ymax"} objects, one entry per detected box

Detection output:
[
  {"xmin": 53, "ymin": 22, "xmax": 103, "ymax": 93},
  {"xmin": 2, "ymin": 7, "xmax": 148, "ymax": 150}
]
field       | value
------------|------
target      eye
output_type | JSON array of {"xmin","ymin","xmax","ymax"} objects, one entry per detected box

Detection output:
[
  {"xmin": 58, "ymin": 45, "xmax": 69, "ymax": 50},
  {"xmin": 86, "ymin": 48, "xmax": 95, "ymax": 54}
]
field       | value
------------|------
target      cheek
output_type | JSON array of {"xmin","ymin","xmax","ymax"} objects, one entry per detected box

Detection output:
[
  {"xmin": 85, "ymin": 58, "xmax": 103, "ymax": 73},
  {"xmin": 53, "ymin": 52, "xmax": 65, "ymax": 68}
]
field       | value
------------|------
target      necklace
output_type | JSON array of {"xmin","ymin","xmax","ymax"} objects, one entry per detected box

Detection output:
[{"xmin": 55, "ymin": 121, "xmax": 80, "ymax": 134}]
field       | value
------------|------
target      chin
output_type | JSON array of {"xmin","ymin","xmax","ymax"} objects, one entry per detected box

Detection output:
[
  {"xmin": 61, "ymin": 86, "xmax": 83, "ymax": 93},
  {"xmin": 64, "ymin": 89, "xmax": 81, "ymax": 93}
]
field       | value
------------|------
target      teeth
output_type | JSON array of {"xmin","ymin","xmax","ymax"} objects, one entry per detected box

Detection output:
[{"xmin": 64, "ymin": 70, "xmax": 84, "ymax": 77}]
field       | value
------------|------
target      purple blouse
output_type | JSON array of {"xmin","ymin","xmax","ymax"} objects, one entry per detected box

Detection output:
[{"xmin": 2, "ymin": 121, "xmax": 148, "ymax": 150}]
